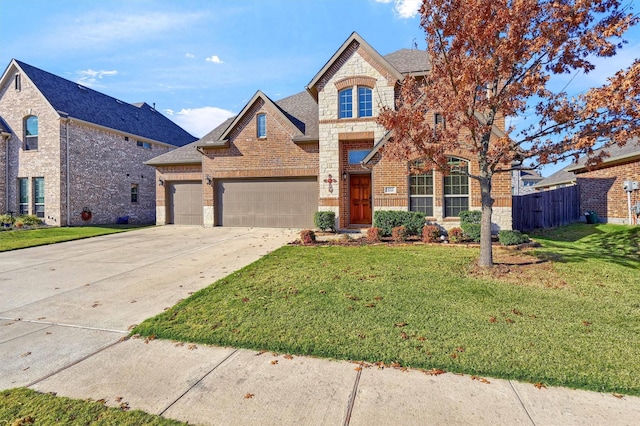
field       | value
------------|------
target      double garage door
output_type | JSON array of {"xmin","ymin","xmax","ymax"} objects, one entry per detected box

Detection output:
[{"xmin": 216, "ymin": 178, "xmax": 317, "ymax": 228}]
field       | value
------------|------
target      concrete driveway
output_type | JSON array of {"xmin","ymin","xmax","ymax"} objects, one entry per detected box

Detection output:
[{"xmin": 0, "ymin": 226, "xmax": 296, "ymax": 390}]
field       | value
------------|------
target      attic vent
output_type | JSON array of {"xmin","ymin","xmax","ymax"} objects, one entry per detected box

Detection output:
[
  {"xmin": 77, "ymin": 84, "xmax": 87, "ymax": 91},
  {"xmin": 14, "ymin": 74, "xmax": 21, "ymax": 91}
]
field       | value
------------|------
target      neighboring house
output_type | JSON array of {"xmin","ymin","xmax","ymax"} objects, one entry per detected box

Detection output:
[
  {"xmin": 511, "ymin": 168, "xmax": 544, "ymax": 195},
  {"xmin": 567, "ymin": 137, "xmax": 640, "ymax": 224},
  {"xmin": 533, "ymin": 166, "xmax": 577, "ymax": 191},
  {"xmin": 147, "ymin": 32, "xmax": 512, "ymax": 230},
  {"xmin": 0, "ymin": 60, "xmax": 197, "ymax": 226}
]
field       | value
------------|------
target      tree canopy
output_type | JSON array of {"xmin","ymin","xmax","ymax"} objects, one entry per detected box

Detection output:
[{"xmin": 378, "ymin": 0, "xmax": 639, "ymax": 267}]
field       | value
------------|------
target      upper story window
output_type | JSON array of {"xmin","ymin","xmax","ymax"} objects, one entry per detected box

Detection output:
[
  {"xmin": 24, "ymin": 116, "xmax": 38, "ymax": 150},
  {"xmin": 339, "ymin": 89, "xmax": 353, "ymax": 118},
  {"xmin": 136, "ymin": 140, "xmax": 152, "ymax": 150},
  {"xmin": 358, "ymin": 87, "xmax": 372, "ymax": 117},
  {"xmin": 15, "ymin": 74, "xmax": 21, "ymax": 91},
  {"xmin": 257, "ymin": 113, "xmax": 266, "ymax": 138}
]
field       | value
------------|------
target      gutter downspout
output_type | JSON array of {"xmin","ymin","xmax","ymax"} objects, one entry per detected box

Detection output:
[
  {"xmin": 65, "ymin": 118, "xmax": 70, "ymax": 226},
  {"xmin": 1, "ymin": 132, "xmax": 10, "ymax": 213}
]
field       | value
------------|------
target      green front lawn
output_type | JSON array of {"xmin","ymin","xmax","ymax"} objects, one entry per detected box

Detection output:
[
  {"xmin": 0, "ymin": 388, "xmax": 184, "ymax": 425},
  {"xmin": 0, "ymin": 226, "xmax": 145, "ymax": 252},
  {"xmin": 134, "ymin": 224, "xmax": 640, "ymax": 395}
]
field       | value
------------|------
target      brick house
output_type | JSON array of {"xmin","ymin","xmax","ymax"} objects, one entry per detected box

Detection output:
[
  {"xmin": 148, "ymin": 32, "xmax": 513, "ymax": 230},
  {"xmin": 567, "ymin": 137, "xmax": 640, "ymax": 224},
  {"xmin": 0, "ymin": 60, "xmax": 197, "ymax": 226}
]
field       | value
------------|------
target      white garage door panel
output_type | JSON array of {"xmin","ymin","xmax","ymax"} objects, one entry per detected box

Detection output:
[{"xmin": 217, "ymin": 178, "xmax": 317, "ymax": 228}]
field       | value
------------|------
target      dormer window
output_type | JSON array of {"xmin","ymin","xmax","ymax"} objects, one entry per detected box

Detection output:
[
  {"xmin": 257, "ymin": 113, "xmax": 266, "ymax": 138},
  {"xmin": 339, "ymin": 88, "xmax": 353, "ymax": 118},
  {"xmin": 24, "ymin": 115, "xmax": 38, "ymax": 150}
]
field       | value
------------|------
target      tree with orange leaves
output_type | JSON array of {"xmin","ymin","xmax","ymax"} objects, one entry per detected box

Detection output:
[{"xmin": 377, "ymin": 0, "xmax": 639, "ymax": 267}]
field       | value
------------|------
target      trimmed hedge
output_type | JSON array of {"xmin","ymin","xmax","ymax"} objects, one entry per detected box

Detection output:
[
  {"xmin": 459, "ymin": 210, "xmax": 482, "ymax": 243},
  {"xmin": 314, "ymin": 211, "xmax": 336, "ymax": 232},
  {"xmin": 499, "ymin": 230, "xmax": 530, "ymax": 246},
  {"xmin": 373, "ymin": 210, "xmax": 426, "ymax": 237}
]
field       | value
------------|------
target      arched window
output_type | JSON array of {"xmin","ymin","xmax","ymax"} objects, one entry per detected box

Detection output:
[
  {"xmin": 338, "ymin": 88, "xmax": 353, "ymax": 118},
  {"xmin": 25, "ymin": 116, "xmax": 38, "ymax": 150},
  {"xmin": 443, "ymin": 157, "xmax": 469, "ymax": 217},
  {"xmin": 409, "ymin": 161, "xmax": 433, "ymax": 217},
  {"xmin": 358, "ymin": 87, "xmax": 372, "ymax": 117}
]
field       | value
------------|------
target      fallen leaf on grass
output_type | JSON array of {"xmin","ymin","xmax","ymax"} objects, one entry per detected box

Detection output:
[
  {"xmin": 400, "ymin": 332, "xmax": 409, "ymax": 340},
  {"xmin": 11, "ymin": 415, "xmax": 34, "ymax": 425},
  {"xmin": 284, "ymin": 354, "xmax": 293, "ymax": 360},
  {"xmin": 582, "ymin": 321, "xmax": 592, "ymax": 326},
  {"xmin": 394, "ymin": 322, "xmax": 408, "ymax": 327},
  {"xmin": 424, "ymin": 368, "xmax": 446, "ymax": 376},
  {"xmin": 144, "ymin": 334, "xmax": 156, "ymax": 344},
  {"xmin": 319, "ymin": 290, "xmax": 326, "ymax": 294},
  {"xmin": 374, "ymin": 296, "xmax": 383, "ymax": 301},
  {"xmin": 534, "ymin": 382, "xmax": 547, "ymax": 390},
  {"xmin": 365, "ymin": 303, "xmax": 376, "ymax": 308},
  {"xmin": 471, "ymin": 375, "xmax": 490, "ymax": 384},
  {"xmin": 511, "ymin": 309, "xmax": 523, "ymax": 316},
  {"xmin": 241, "ymin": 297, "xmax": 250, "ymax": 303},
  {"xmin": 174, "ymin": 342, "xmax": 184, "ymax": 347},
  {"xmin": 244, "ymin": 393, "xmax": 255, "ymax": 399},
  {"xmin": 119, "ymin": 402, "xmax": 130, "ymax": 411},
  {"xmin": 95, "ymin": 398, "xmax": 107, "ymax": 405},
  {"xmin": 255, "ymin": 351, "xmax": 267, "ymax": 356},
  {"xmin": 505, "ymin": 318, "xmax": 515, "ymax": 324},
  {"xmin": 489, "ymin": 316, "xmax": 497, "ymax": 323}
]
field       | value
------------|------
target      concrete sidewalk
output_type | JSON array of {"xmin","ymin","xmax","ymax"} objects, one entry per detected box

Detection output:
[
  {"xmin": 2, "ymin": 226, "xmax": 640, "ymax": 425},
  {"xmin": 28, "ymin": 338, "xmax": 640, "ymax": 425}
]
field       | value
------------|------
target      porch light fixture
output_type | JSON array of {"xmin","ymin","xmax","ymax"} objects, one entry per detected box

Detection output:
[
  {"xmin": 158, "ymin": 178, "xmax": 164, "ymax": 186},
  {"xmin": 342, "ymin": 171, "xmax": 347, "ymax": 181},
  {"xmin": 206, "ymin": 175, "xmax": 213, "ymax": 185}
]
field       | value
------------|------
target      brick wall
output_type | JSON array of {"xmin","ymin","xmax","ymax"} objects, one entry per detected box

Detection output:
[{"xmin": 577, "ymin": 159, "xmax": 640, "ymax": 223}]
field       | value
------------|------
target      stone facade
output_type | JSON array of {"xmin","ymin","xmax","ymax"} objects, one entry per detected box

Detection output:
[{"xmin": 0, "ymin": 61, "xmax": 179, "ymax": 225}]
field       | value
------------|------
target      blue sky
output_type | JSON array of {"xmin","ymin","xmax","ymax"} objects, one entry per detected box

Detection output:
[{"xmin": 1, "ymin": 0, "xmax": 638, "ymax": 177}]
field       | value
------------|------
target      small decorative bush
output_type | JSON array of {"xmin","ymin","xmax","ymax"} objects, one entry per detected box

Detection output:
[
  {"xmin": 374, "ymin": 210, "xmax": 425, "ymax": 236},
  {"xmin": 14, "ymin": 221, "xmax": 24, "ymax": 229},
  {"xmin": 422, "ymin": 225, "xmax": 441, "ymax": 243},
  {"xmin": 366, "ymin": 227, "xmax": 381, "ymax": 243},
  {"xmin": 314, "ymin": 211, "xmax": 336, "ymax": 232},
  {"xmin": 499, "ymin": 230, "xmax": 530, "ymax": 246},
  {"xmin": 459, "ymin": 210, "xmax": 482, "ymax": 225},
  {"xmin": 300, "ymin": 229, "xmax": 316, "ymax": 245},
  {"xmin": 17, "ymin": 215, "xmax": 43, "ymax": 226},
  {"xmin": 391, "ymin": 225, "xmax": 407, "ymax": 242},
  {"xmin": 447, "ymin": 227, "xmax": 465, "ymax": 243},
  {"xmin": 0, "ymin": 214, "xmax": 15, "ymax": 226},
  {"xmin": 461, "ymin": 223, "xmax": 482, "ymax": 242}
]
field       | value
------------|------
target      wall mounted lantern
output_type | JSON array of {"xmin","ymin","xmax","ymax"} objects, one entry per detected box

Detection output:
[
  {"xmin": 158, "ymin": 178, "xmax": 164, "ymax": 186},
  {"xmin": 206, "ymin": 175, "xmax": 213, "ymax": 186}
]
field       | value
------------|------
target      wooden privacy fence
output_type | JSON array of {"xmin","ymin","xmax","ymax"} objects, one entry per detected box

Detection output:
[{"xmin": 512, "ymin": 185, "xmax": 581, "ymax": 231}]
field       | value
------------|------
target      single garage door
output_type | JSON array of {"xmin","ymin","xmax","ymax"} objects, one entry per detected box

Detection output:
[
  {"xmin": 217, "ymin": 178, "xmax": 317, "ymax": 228},
  {"xmin": 168, "ymin": 181, "xmax": 203, "ymax": 225}
]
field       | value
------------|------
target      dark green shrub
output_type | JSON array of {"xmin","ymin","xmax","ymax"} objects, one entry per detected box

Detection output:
[
  {"xmin": 366, "ymin": 227, "xmax": 381, "ymax": 243},
  {"xmin": 461, "ymin": 223, "xmax": 481, "ymax": 242},
  {"xmin": 314, "ymin": 211, "xmax": 336, "ymax": 232},
  {"xmin": 392, "ymin": 226, "xmax": 407, "ymax": 242},
  {"xmin": 499, "ymin": 230, "xmax": 530, "ymax": 246},
  {"xmin": 17, "ymin": 215, "xmax": 43, "ymax": 226},
  {"xmin": 422, "ymin": 225, "xmax": 441, "ymax": 243},
  {"xmin": 0, "ymin": 214, "xmax": 15, "ymax": 226},
  {"xmin": 447, "ymin": 227, "xmax": 465, "ymax": 243},
  {"xmin": 459, "ymin": 210, "xmax": 482, "ymax": 225},
  {"xmin": 373, "ymin": 210, "xmax": 425, "ymax": 236},
  {"xmin": 300, "ymin": 230, "xmax": 316, "ymax": 245}
]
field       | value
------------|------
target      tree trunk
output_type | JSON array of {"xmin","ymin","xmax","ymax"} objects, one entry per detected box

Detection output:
[{"xmin": 478, "ymin": 175, "xmax": 494, "ymax": 268}]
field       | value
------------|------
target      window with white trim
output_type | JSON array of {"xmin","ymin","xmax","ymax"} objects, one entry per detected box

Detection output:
[
  {"xmin": 443, "ymin": 157, "xmax": 469, "ymax": 217},
  {"xmin": 410, "ymin": 163, "xmax": 434, "ymax": 217},
  {"xmin": 257, "ymin": 113, "xmax": 266, "ymax": 138},
  {"xmin": 339, "ymin": 86, "xmax": 373, "ymax": 118},
  {"xmin": 339, "ymin": 89, "xmax": 353, "ymax": 118}
]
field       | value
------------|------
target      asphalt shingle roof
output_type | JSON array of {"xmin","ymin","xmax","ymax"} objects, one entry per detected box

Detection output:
[
  {"xmin": 384, "ymin": 49, "xmax": 432, "ymax": 75},
  {"xmin": 567, "ymin": 137, "xmax": 640, "ymax": 171},
  {"xmin": 533, "ymin": 167, "xmax": 576, "ymax": 189},
  {"xmin": 16, "ymin": 60, "xmax": 197, "ymax": 147}
]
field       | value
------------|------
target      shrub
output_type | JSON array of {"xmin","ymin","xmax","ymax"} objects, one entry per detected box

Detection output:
[
  {"xmin": 373, "ymin": 210, "xmax": 425, "ymax": 236},
  {"xmin": 14, "ymin": 221, "xmax": 24, "ymax": 229},
  {"xmin": 300, "ymin": 230, "xmax": 316, "ymax": 245},
  {"xmin": 422, "ymin": 225, "xmax": 441, "ymax": 243},
  {"xmin": 17, "ymin": 215, "xmax": 43, "ymax": 226},
  {"xmin": 499, "ymin": 230, "xmax": 530, "ymax": 246},
  {"xmin": 314, "ymin": 211, "xmax": 336, "ymax": 232},
  {"xmin": 0, "ymin": 214, "xmax": 15, "ymax": 226},
  {"xmin": 447, "ymin": 227, "xmax": 465, "ymax": 243},
  {"xmin": 459, "ymin": 210, "xmax": 482, "ymax": 225},
  {"xmin": 366, "ymin": 227, "xmax": 381, "ymax": 243},
  {"xmin": 391, "ymin": 226, "xmax": 407, "ymax": 242},
  {"xmin": 461, "ymin": 223, "xmax": 481, "ymax": 242}
]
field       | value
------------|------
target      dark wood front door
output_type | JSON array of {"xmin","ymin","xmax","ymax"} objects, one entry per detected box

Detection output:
[{"xmin": 349, "ymin": 174, "xmax": 372, "ymax": 224}]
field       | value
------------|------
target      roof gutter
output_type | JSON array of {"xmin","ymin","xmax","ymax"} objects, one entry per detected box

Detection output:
[{"xmin": 566, "ymin": 152, "xmax": 640, "ymax": 173}]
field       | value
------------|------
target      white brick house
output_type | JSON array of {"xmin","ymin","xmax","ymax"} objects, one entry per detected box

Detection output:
[{"xmin": 0, "ymin": 60, "xmax": 197, "ymax": 226}]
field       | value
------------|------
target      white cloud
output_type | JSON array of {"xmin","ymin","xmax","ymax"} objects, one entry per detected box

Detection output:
[
  {"xmin": 165, "ymin": 106, "xmax": 235, "ymax": 138},
  {"xmin": 393, "ymin": 0, "xmax": 421, "ymax": 18},
  {"xmin": 205, "ymin": 55, "xmax": 224, "ymax": 64},
  {"xmin": 76, "ymin": 69, "xmax": 118, "ymax": 87},
  {"xmin": 185, "ymin": 53, "xmax": 195, "ymax": 58}
]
